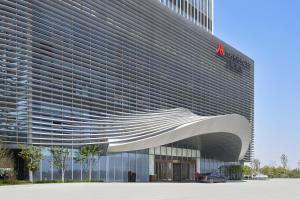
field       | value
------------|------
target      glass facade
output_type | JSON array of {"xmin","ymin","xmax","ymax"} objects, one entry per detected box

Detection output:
[
  {"xmin": 33, "ymin": 148, "xmax": 149, "ymax": 182},
  {"xmin": 0, "ymin": 0, "xmax": 254, "ymax": 174},
  {"xmin": 158, "ymin": 0, "xmax": 214, "ymax": 33},
  {"xmin": 31, "ymin": 146, "xmax": 236, "ymax": 182}
]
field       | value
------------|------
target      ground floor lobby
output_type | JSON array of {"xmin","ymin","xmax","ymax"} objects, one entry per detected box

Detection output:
[{"xmin": 14, "ymin": 145, "xmax": 237, "ymax": 182}]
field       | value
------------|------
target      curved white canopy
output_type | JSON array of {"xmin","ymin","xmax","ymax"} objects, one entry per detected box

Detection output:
[{"xmin": 107, "ymin": 109, "xmax": 251, "ymax": 161}]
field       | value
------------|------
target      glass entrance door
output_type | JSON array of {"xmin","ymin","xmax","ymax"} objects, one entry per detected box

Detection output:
[
  {"xmin": 173, "ymin": 163, "xmax": 181, "ymax": 182},
  {"xmin": 155, "ymin": 161, "xmax": 173, "ymax": 181},
  {"xmin": 181, "ymin": 163, "xmax": 189, "ymax": 181},
  {"xmin": 155, "ymin": 159, "xmax": 196, "ymax": 182}
]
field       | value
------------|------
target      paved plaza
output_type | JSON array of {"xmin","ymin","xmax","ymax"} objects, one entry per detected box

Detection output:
[{"xmin": 1, "ymin": 179, "xmax": 300, "ymax": 200}]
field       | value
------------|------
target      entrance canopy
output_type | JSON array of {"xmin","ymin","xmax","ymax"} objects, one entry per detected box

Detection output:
[{"xmin": 107, "ymin": 108, "xmax": 251, "ymax": 161}]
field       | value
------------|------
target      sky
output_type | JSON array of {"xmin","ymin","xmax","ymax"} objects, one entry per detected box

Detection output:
[{"xmin": 214, "ymin": 0, "xmax": 300, "ymax": 168}]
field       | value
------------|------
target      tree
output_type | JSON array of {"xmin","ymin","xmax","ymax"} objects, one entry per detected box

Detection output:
[
  {"xmin": 74, "ymin": 150, "xmax": 86, "ymax": 181},
  {"xmin": 260, "ymin": 164, "xmax": 300, "ymax": 178},
  {"xmin": 280, "ymin": 154, "xmax": 288, "ymax": 169},
  {"xmin": 261, "ymin": 166, "xmax": 272, "ymax": 177},
  {"xmin": 298, "ymin": 160, "xmax": 300, "ymax": 171},
  {"xmin": 252, "ymin": 159, "xmax": 261, "ymax": 174},
  {"xmin": 19, "ymin": 145, "xmax": 44, "ymax": 182},
  {"xmin": 0, "ymin": 142, "xmax": 15, "ymax": 180},
  {"xmin": 50, "ymin": 147, "xmax": 70, "ymax": 182},
  {"xmin": 77, "ymin": 145, "xmax": 103, "ymax": 181},
  {"xmin": 241, "ymin": 165, "xmax": 252, "ymax": 178},
  {"xmin": 0, "ymin": 142, "xmax": 14, "ymax": 169},
  {"xmin": 275, "ymin": 166, "xmax": 286, "ymax": 177},
  {"xmin": 227, "ymin": 165, "xmax": 243, "ymax": 180}
]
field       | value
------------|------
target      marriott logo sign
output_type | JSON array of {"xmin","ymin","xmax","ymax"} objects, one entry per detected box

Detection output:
[
  {"xmin": 216, "ymin": 43, "xmax": 251, "ymax": 73},
  {"xmin": 216, "ymin": 43, "xmax": 225, "ymax": 57}
]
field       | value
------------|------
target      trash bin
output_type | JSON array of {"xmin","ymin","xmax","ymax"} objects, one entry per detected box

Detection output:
[{"xmin": 128, "ymin": 171, "xmax": 136, "ymax": 182}]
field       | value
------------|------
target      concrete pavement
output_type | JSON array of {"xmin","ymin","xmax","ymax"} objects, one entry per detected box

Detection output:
[{"xmin": 1, "ymin": 179, "xmax": 299, "ymax": 200}]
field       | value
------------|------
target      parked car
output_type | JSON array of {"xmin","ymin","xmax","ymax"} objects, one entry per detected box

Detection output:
[
  {"xmin": 252, "ymin": 173, "xmax": 268, "ymax": 180},
  {"xmin": 199, "ymin": 172, "xmax": 227, "ymax": 183}
]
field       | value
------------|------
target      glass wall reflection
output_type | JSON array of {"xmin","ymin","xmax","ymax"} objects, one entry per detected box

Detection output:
[{"xmin": 33, "ymin": 148, "xmax": 149, "ymax": 182}]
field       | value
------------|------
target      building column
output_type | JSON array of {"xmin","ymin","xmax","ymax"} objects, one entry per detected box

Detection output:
[
  {"xmin": 149, "ymin": 147, "xmax": 155, "ymax": 182},
  {"xmin": 149, "ymin": 155, "xmax": 155, "ymax": 176},
  {"xmin": 196, "ymin": 150, "xmax": 201, "ymax": 173}
]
